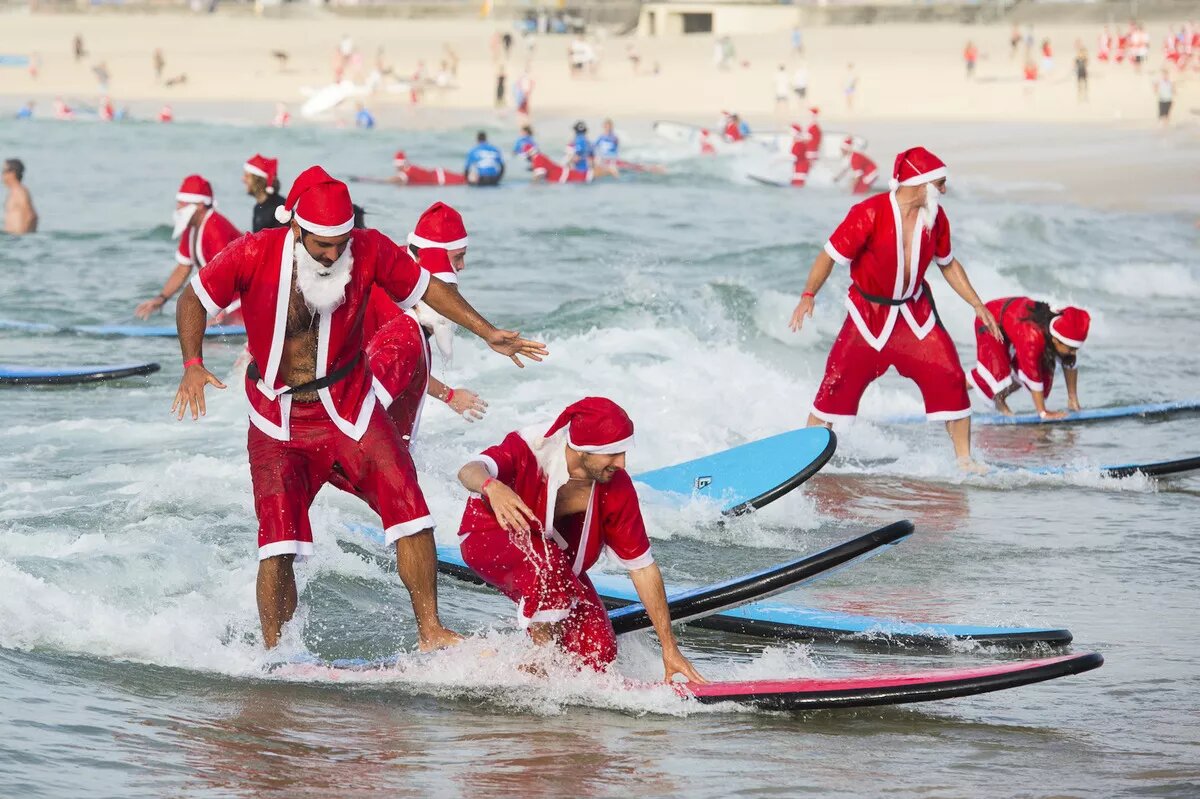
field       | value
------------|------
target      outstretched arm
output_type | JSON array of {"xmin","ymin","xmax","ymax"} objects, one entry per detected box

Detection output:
[
  {"xmin": 422, "ymin": 278, "xmax": 548, "ymax": 367},
  {"xmin": 940, "ymin": 258, "xmax": 1001, "ymax": 339},
  {"xmin": 788, "ymin": 251, "xmax": 836, "ymax": 332},
  {"xmin": 135, "ymin": 263, "xmax": 192, "ymax": 319},
  {"xmin": 628, "ymin": 563, "xmax": 706, "ymax": 684},
  {"xmin": 170, "ymin": 285, "xmax": 227, "ymax": 420},
  {"xmin": 427, "ymin": 375, "xmax": 487, "ymax": 421}
]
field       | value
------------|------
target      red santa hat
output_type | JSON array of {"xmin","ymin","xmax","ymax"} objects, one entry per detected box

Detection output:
[
  {"xmin": 408, "ymin": 202, "xmax": 468, "ymax": 283},
  {"xmin": 393, "ymin": 150, "xmax": 407, "ymax": 166},
  {"xmin": 274, "ymin": 165, "xmax": 354, "ymax": 235},
  {"xmin": 1050, "ymin": 306, "xmax": 1090, "ymax": 348},
  {"xmin": 544, "ymin": 397, "xmax": 635, "ymax": 454},
  {"xmin": 243, "ymin": 154, "xmax": 279, "ymax": 192},
  {"xmin": 890, "ymin": 147, "xmax": 947, "ymax": 191},
  {"xmin": 176, "ymin": 175, "xmax": 213, "ymax": 205}
]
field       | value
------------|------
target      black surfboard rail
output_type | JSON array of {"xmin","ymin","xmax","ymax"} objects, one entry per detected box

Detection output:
[
  {"xmin": 0, "ymin": 363, "xmax": 161, "ymax": 386},
  {"xmin": 725, "ymin": 429, "xmax": 838, "ymax": 517},
  {"xmin": 1102, "ymin": 456, "xmax": 1200, "ymax": 479}
]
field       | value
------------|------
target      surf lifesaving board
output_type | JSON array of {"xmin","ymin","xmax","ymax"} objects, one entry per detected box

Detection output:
[
  {"xmin": 0, "ymin": 319, "xmax": 246, "ymax": 337},
  {"xmin": 678, "ymin": 653, "xmax": 1103, "ymax": 710},
  {"xmin": 882, "ymin": 399, "xmax": 1200, "ymax": 427},
  {"xmin": 634, "ymin": 427, "xmax": 836, "ymax": 515},
  {"xmin": 0, "ymin": 362, "xmax": 160, "ymax": 385}
]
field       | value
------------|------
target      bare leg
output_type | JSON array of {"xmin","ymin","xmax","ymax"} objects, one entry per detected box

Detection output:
[
  {"xmin": 395, "ymin": 530, "xmax": 462, "ymax": 651},
  {"xmin": 256, "ymin": 554, "xmax": 297, "ymax": 649},
  {"xmin": 807, "ymin": 414, "xmax": 832, "ymax": 428},
  {"xmin": 946, "ymin": 417, "xmax": 982, "ymax": 471}
]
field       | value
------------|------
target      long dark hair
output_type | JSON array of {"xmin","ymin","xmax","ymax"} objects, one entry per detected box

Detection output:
[{"xmin": 1021, "ymin": 300, "xmax": 1075, "ymax": 369}]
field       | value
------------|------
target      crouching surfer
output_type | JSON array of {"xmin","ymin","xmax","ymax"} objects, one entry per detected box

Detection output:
[{"xmin": 454, "ymin": 397, "xmax": 706, "ymax": 682}]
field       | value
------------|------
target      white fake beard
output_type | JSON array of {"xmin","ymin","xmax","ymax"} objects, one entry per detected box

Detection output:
[
  {"xmin": 172, "ymin": 204, "xmax": 198, "ymax": 240},
  {"xmin": 920, "ymin": 185, "xmax": 940, "ymax": 230},
  {"xmin": 414, "ymin": 301, "xmax": 456, "ymax": 363},
  {"xmin": 294, "ymin": 239, "xmax": 353, "ymax": 316}
]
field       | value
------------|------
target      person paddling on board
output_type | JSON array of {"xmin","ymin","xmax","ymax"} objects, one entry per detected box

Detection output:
[
  {"xmin": 513, "ymin": 125, "xmax": 538, "ymax": 167},
  {"xmin": 455, "ymin": 397, "xmax": 706, "ymax": 682},
  {"xmin": 568, "ymin": 120, "xmax": 594, "ymax": 173},
  {"xmin": 593, "ymin": 118, "xmax": 619, "ymax": 173},
  {"xmin": 170, "ymin": 166, "xmax": 547, "ymax": 650},
  {"xmin": 789, "ymin": 147, "xmax": 1001, "ymax": 468},
  {"xmin": 967, "ymin": 299, "xmax": 1090, "ymax": 419},
  {"xmin": 136, "ymin": 175, "xmax": 243, "ymax": 322},
  {"xmin": 833, "ymin": 137, "xmax": 878, "ymax": 195},
  {"xmin": 243, "ymin": 154, "xmax": 285, "ymax": 233},
  {"xmin": 393, "ymin": 150, "xmax": 467, "ymax": 187},
  {"xmin": 524, "ymin": 143, "xmax": 593, "ymax": 184},
  {"xmin": 464, "ymin": 131, "xmax": 504, "ymax": 186}
]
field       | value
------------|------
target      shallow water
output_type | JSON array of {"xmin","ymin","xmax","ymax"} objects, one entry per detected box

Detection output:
[{"xmin": 1, "ymin": 117, "xmax": 1198, "ymax": 798}]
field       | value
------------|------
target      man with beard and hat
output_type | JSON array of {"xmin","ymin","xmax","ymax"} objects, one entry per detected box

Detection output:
[
  {"xmin": 135, "ymin": 175, "xmax": 244, "ymax": 321},
  {"xmin": 968, "ymin": 299, "xmax": 1090, "ymax": 419},
  {"xmin": 170, "ymin": 166, "xmax": 547, "ymax": 650},
  {"xmin": 789, "ymin": 147, "xmax": 1001, "ymax": 467},
  {"xmin": 244, "ymin": 154, "xmax": 285, "ymax": 233},
  {"xmin": 455, "ymin": 397, "xmax": 705, "ymax": 682}
]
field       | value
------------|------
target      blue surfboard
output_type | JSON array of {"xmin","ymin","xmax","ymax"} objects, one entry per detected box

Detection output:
[
  {"xmin": 882, "ymin": 399, "xmax": 1200, "ymax": 427},
  {"xmin": 0, "ymin": 319, "xmax": 245, "ymax": 337},
  {"xmin": 635, "ymin": 428, "xmax": 836, "ymax": 515},
  {"xmin": 0, "ymin": 362, "xmax": 160, "ymax": 385},
  {"xmin": 341, "ymin": 524, "xmax": 1069, "ymax": 647}
]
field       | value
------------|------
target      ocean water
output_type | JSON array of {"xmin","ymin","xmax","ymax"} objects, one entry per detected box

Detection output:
[{"xmin": 1, "ymin": 116, "xmax": 1198, "ymax": 798}]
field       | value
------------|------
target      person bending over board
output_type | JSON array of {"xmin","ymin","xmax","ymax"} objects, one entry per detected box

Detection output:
[
  {"xmin": 789, "ymin": 147, "xmax": 1001, "ymax": 468},
  {"xmin": 455, "ymin": 397, "xmax": 706, "ymax": 682},
  {"xmin": 967, "ymin": 298, "xmax": 1091, "ymax": 419},
  {"xmin": 3, "ymin": 158, "xmax": 38, "ymax": 235},
  {"xmin": 170, "ymin": 165, "xmax": 546, "ymax": 649},
  {"xmin": 136, "ymin": 175, "xmax": 243, "ymax": 321}
]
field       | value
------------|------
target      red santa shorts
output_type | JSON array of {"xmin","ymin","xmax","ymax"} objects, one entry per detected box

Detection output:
[
  {"xmin": 248, "ymin": 400, "xmax": 433, "ymax": 561},
  {"xmin": 812, "ymin": 314, "xmax": 971, "ymax": 422},
  {"xmin": 459, "ymin": 526, "xmax": 617, "ymax": 670},
  {"xmin": 851, "ymin": 174, "xmax": 877, "ymax": 195},
  {"xmin": 791, "ymin": 157, "xmax": 811, "ymax": 186},
  {"xmin": 967, "ymin": 329, "xmax": 1018, "ymax": 400}
]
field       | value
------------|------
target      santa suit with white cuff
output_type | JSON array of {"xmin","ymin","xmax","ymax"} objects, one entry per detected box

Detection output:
[
  {"xmin": 393, "ymin": 151, "xmax": 467, "ymax": 187},
  {"xmin": 969, "ymin": 299, "xmax": 1090, "ymax": 401},
  {"xmin": 189, "ymin": 165, "xmax": 435, "ymax": 559},
  {"xmin": 458, "ymin": 399, "xmax": 653, "ymax": 670},
  {"xmin": 171, "ymin": 175, "xmax": 244, "ymax": 323},
  {"xmin": 811, "ymin": 147, "xmax": 971, "ymax": 423}
]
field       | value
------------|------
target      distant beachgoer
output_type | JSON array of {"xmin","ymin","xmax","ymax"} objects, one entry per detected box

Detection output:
[
  {"xmin": 1040, "ymin": 39, "xmax": 1054, "ymax": 74},
  {"xmin": 1023, "ymin": 58, "xmax": 1038, "ymax": 95},
  {"xmin": 626, "ymin": 43, "xmax": 641, "ymax": 74},
  {"xmin": 135, "ymin": 175, "xmax": 242, "ymax": 320},
  {"xmin": 73, "ymin": 34, "xmax": 85, "ymax": 62},
  {"xmin": 774, "ymin": 64, "xmax": 790, "ymax": 113},
  {"xmin": 15, "ymin": 101, "xmax": 33, "ymax": 120},
  {"xmin": 514, "ymin": 70, "xmax": 534, "ymax": 117},
  {"xmin": 464, "ymin": 131, "xmax": 505, "ymax": 186},
  {"xmin": 495, "ymin": 65, "xmax": 506, "ymax": 108},
  {"xmin": 1155, "ymin": 70, "xmax": 1174, "ymax": 125},
  {"xmin": 158, "ymin": 104, "xmax": 173, "ymax": 123},
  {"xmin": 1023, "ymin": 24, "xmax": 1035, "ymax": 54},
  {"xmin": 53, "ymin": 97, "xmax": 73, "ymax": 120},
  {"xmin": 844, "ymin": 63, "xmax": 858, "ymax": 110},
  {"xmin": 1097, "ymin": 27, "xmax": 1113, "ymax": 62},
  {"xmin": 244, "ymin": 154, "xmax": 284, "ymax": 233},
  {"xmin": 1132, "ymin": 24, "xmax": 1149, "ymax": 70},
  {"xmin": 964, "ymin": 41, "xmax": 979, "ymax": 78},
  {"xmin": 791, "ymin": 63, "xmax": 808, "ymax": 103},
  {"xmin": 1010, "ymin": 25, "xmax": 1021, "ymax": 59},
  {"xmin": 272, "ymin": 103, "xmax": 290, "ymax": 128},
  {"xmin": 28, "ymin": 52, "xmax": 40, "ymax": 80},
  {"xmin": 502, "ymin": 31, "xmax": 513, "ymax": 58},
  {"xmin": 99, "ymin": 96, "xmax": 114, "ymax": 122},
  {"xmin": 1075, "ymin": 45, "xmax": 1089, "ymax": 101},
  {"xmin": 968, "ymin": 299, "xmax": 1090, "ymax": 418},
  {"xmin": 93, "ymin": 62, "xmax": 110, "ymax": 93},
  {"xmin": 354, "ymin": 103, "xmax": 376, "ymax": 129},
  {"xmin": 154, "ymin": 49, "xmax": 165, "ymax": 82},
  {"xmin": 3, "ymin": 159, "xmax": 38, "ymax": 235},
  {"xmin": 791, "ymin": 26, "xmax": 804, "ymax": 55}
]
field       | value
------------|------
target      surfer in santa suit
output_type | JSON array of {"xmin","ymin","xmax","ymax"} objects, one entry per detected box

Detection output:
[
  {"xmin": 243, "ymin": 154, "xmax": 286, "ymax": 233},
  {"xmin": 789, "ymin": 147, "xmax": 1001, "ymax": 468},
  {"xmin": 967, "ymin": 298, "xmax": 1090, "ymax": 419},
  {"xmin": 455, "ymin": 397, "xmax": 706, "ymax": 682},
  {"xmin": 171, "ymin": 165, "xmax": 547, "ymax": 650}
]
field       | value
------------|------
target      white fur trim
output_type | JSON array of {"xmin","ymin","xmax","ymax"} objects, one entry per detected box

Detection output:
[
  {"xmin": 294, "ymin": 212, "xmax": 353, "ymax": 237},
  {"xmin": 472, "ymin": 454, "xmax": 500, "ymax": 479},
  {"xmin": 844, "ymin": 295, "xmax": 898, "ymax": 353},
  {"xmin": 571, "ymin": 489, "xmax": 597, "ymax": 576},
  {"xmin": 258, "ymin": 228, "xmax": 295, "ymax": 398},
  {"xmin": 430, "ymin": 271, "xmax": 459, "ymax": 285},
  {"xmin": 809, "ymin": 406, "xmax": 857, "ymax": 424},
  {"xmin": 567, "ymin": 432, "xmax": 635, "ymax": 455},
  {"xmin": 397, "ymin": 268, "xmax": 431, "ymax": 310},
  {"xmin": 823, "ymin": 240, "xmax": 852, "ymax": 266},
  {"xmin": 971, "ymin": 362, "xmax": 1013, "ymax": 394},
  {"xmin": 610, "ymin": 547, "xmax": 655, "ymax": 571},
  {"xmin": 407, "ymin": 232, "xmax": 469, "ymax": 250},
  {"xmin": 516, "ymin": 598, "xmax": 573, "ymax": 629},
  {"xmin": 898, "ymin": 166, "xmax": 947, "ymax": 186},
  {"xmin": 926, "ymin": 407, "xmax": 972, "ymax": 421},
  {"xmin": 383, "ymin": 516, "xmax": 435, "ymax": 545},
  {"xmin": 258, "ymin": 539, "xmax": 313, "ymax": 561},
  {"xmin": 247, "ymin": 394, "xmax": 292, "ymax": 442},
  {"xmin": 176, "ymin": 192, "xmax": 212, "ymax": 204},
  {"xmin": 1017, "ymin": 369, "xmax": 1045, "ymax": 393},
  {"xmin": 244, "ymin": 162, "xmax": 268, "ymax": 179},
  {"xmin": 935, "ymin": 251, "xmax": 954, "ymax": 267},
  {"xmin": 372, "ymin": 376, "xmax": 395, "ymax": 409},
  {"xmin": 274, "ymin": 205, "xmax": 292, "ymax": 224},
  {"xmin": 1049, "ymin": 317, "xmax": 1085, "ymax": 348},
  {"xmin": 316, "ymin": 310, "xmax": 377, "ymax": 442},
  {"xmin": 189, "ymin": 272, "xmax": 223, "ymax": 316},
  {"xmin": 176, "ymin": 251, "xmax": 193, "ymax": 266}
]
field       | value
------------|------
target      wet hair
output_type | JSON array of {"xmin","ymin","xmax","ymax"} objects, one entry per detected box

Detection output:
[
  {"xmin": 1021, "ymin": 300, "xmax": 1076, "ymax": 368},
  {"xmin": 476, "ymin": 131, "xmax": 487, "ymax": 143},
  {"xmin": 3, "ymin": 158, "xmax": 24, "ymax": 180}
]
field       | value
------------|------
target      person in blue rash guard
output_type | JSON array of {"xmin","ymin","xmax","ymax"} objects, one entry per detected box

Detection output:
[
  {"xmin": 513, "ymin": 125, "xmax": 537, "ymax": 160},
  {"xmin": 593, "ymin": 118, "xmax": 621, "ymax": 177},
  {"xmin": 464, "ymin": 131, "xmax": 505, "ymax": 186},
  {"xmin": 568, "ymin": 120, "xmax": 594, "ymax": 173},
  {"xmin": 354, "ymin": 103, "xmax": 376, "ymax": 129}
]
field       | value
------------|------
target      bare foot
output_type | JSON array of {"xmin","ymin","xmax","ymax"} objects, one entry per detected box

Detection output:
[
  {"xmin": 958, "ymin": 457, "xmax": 989, "ymax": 475},
  {"xmin": 417, "ymin": 626, "xmax": 464, "ymax": 652}
]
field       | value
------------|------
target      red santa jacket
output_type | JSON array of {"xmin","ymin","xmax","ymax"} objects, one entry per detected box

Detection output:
[
  {"xmin": 175, "ymin": 208, "xmax": 243, "ymax": 269},
  {"xmin": 985, "ymin": 296, "xmax": 1063, "ymax": 396},
  {"xmin": 847, "ymin": 152, "xmax": 878, "ymax": 184},
  {"xmin": 398, "ymin": 165, "xmax": 467, "ymax": 186},
  {"xmin": 805, "ymin": 123, "xmax": 822, "ymax": 160},
  {"xmin": 190, "ymin": 226, "xmax": 430, "ymax": 441},
  {"xmin": 530, "ymin": 152, "xmax": 592, "ymax": 184},
  {"xmin": 362, "ymin": 286, "xmax": 430, "ymax": 441},
  {"xmin": 823, "ymin": 191, "xmax": 954, "ymax": 351},
  {"xmin": 460, "ymin": 428, "xmax": 654, "ymax": 576}
]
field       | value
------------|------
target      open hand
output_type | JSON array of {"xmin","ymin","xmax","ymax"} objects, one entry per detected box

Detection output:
[
  {"xmin": 483, "ymin": 480, "xmax": 539, "ymax": 534},
  {"xmin": 486, "ymin": 328, "xmax": 548, "ymax": 368},
  {"xmin": 788, "ymin": 295, "xmax": 815, "ymax": 332},
  {"xmin": 975, "ymin": 304, "xmax": 1002, "ymax": 340},
  {"xmin": 449, "ymin": 387, "xmax": 488, "ymax": 421},
  {"xmin": 134, "ymin": 297, "xmax": 166, "ymax": 320},
  {"xmin": 663, "ymin": 647, "xmax": 707, "ymax": 684},
  {"xmin": 171, "ymin": 363, "xmax": 227, "ymax": 420}
]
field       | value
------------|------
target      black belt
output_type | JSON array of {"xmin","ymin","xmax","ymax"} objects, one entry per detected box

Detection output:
[
  {"xmin": 247, "ymin": 351, "xmax": 362, "ymax": 395},
  {"xmin": 853, "ymin": 284, "xmax": 916, "ymax": 307},
  {"xmin": 978, "ymin": 297, "xmax": 1018, "ymax": 342}
]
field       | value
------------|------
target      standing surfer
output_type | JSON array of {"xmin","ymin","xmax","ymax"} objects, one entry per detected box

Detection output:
[{"xmin": 243, "ymin": 154, "xmax": 285, "ymax": 233}]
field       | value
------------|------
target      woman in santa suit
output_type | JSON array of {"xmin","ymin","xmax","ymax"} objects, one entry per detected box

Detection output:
[{"xmin": 967, "ymin": 299, "xmax": 1090, "ymax": 419}]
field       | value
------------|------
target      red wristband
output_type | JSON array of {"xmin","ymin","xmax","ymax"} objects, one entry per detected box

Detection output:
[
  {"xmin": 802, "ymin": 291, "xmax": 816, "ymax": 299},
  {"xmin": 480, "ymin": 477, "xmax": 495, "ymax": 497},
  {"xmin": 444, "ymin": 387, "xmax": 455, "ymax": 404},
  {"xmin": 183, "ymin": 357, "xmax": 203, "ymax": 369}
]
